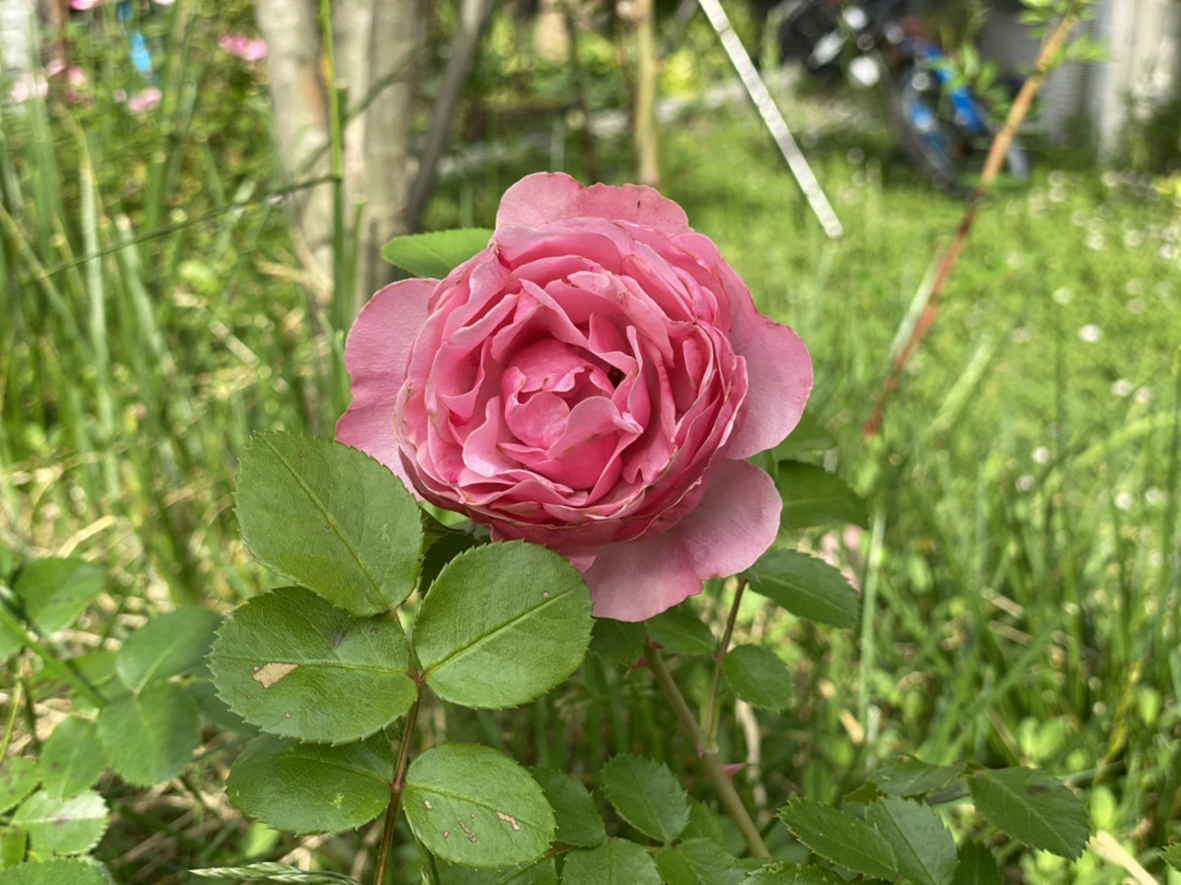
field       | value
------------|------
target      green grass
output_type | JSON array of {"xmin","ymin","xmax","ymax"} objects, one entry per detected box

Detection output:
[{"xmin": 2, "ymin": 11, "xmax": 1180, "ymax": 881}]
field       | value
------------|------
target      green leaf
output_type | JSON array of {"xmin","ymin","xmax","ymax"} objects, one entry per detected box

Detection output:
[
  {"xmin": 745, "ymin": 551, "xmax": 860, "ymax": 628},
  {"xmin": 601, "ymin": 754, "xmax": 690, "ymax": 844},
  {"xmin": 208, "ymin": 586, "xmax": 416, "ymax": 745},
  {"xmin": 380, "ymin": 229, "xmax": 493, "ymax": 278},
  {"xmin": 413, "ymin": 542, "xmax": 593, "ymax": 710},
  {"xmin": 11, "ymin": 790, "xmax": 108, "ymax": 856},
  {"xmin": 775, "ymin": 462, "xmax": 869, "ymax": 530},
  {"xmin": 645, "ymin": 606, "xmax": 714, "ymax": 656},
  {"xmin": 560, "ymin": 839, "xmax": 661, "ymax": 885},
  {"xmin": 0, "ymin": 759, "xmax": 39, "ymax": 814},
  {"xmin": 722, "ymin": 645, "xmax": 793, "ymax": 711},
  {"xmin": 866, "ymin": 797, "xmax": 958, "ymax": 885},
  {"xmin": 967, "ymin": 767, "xmax": 1088, "ymax": 860},
  {"xmin": 95, "ymin": 680, "xmax": 200, "ymax": 786},
  {"xmin": 0, "ymin": 559, "xmax": 105, "ymax": 658},
  {"xmin": 116, "ymin": 606, "xmax": 222, "ymax": 693},
  {"xmin": 869, "ymin": 757, "xmax": 966, "ymax": 798},
  {"xmin": 403, "ymin": 742, "xmax": 555, "ymax": 869},
  {"xmin": 589, "ymin": 619, "xmax": 646, "ymax": 669},
  {"xmin": 1, "ymin": 825, "xmax": 27, "ymax": 870},
  {"xmin": 1162, "ymin": 843, "xmax": 1181, "ymax": 873},
  {"xmin": 742, "ymin": 864, "xmax": 849, "ymax": 884},
  {"xmin": 190, "ymin": 862, "xmax": 359, "ymax": 883},
  {"xmin": 40, "ymin": 718, "xmax": 108, "ymax": 799},
  {"xmin": 0, "ymin": 860, "xmax": 108, "ymax": 885},
  {"xmin": 681, "ymin": 798, "xmax": 726, "ymax": 846},
  {"xmin": 656, "ymin": 839, "xmax": 745, "ymax": 885},
  {"xmin": 951, "ymin": 841, "xmax": 1003, "ymax": 885},
  {"xmin": 236, "ymin": 433, "xmax": 423, "ymax": 615},
  {"xmin": 778, "ymin": 798, "xmax": 896, "ymax": 881},
  {"xmin": 529, "ymin": 769, "xmax": 605, "ymax": 848},
  {"xmin": 770, "ymin": 412, "xmax": 836, "ymax": 459},
  {"xmin": 435, "ymin": 857, "xmax": 557, "ymax": 885},
  {"xmin": 226, "ymin": 734, "xmax": 393, "ymax": 835}
]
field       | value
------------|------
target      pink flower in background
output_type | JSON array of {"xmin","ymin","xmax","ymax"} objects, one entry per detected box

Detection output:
[
  {"xmin": 10, "ymin": 74, "xmax": 48, "ymax": 103},
  {"xmin": 218, "ymin": 35, "xmax": 267, "ymax": 63},
  {"xmin": 70, "ymin": 0, "xmax": 102, "ymax": 9},
  {"xmin": 338, "ymin": 173, "xmax": 812, "ymax": 621},
  {"xmin": 124, "ymin": 87, "xmax": 161, "ymax": 112}
]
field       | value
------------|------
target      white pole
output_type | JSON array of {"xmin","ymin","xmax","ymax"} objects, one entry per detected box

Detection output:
[{"xmin": 694, "ymin": 0, "xmax": 844, "ymax": 239}]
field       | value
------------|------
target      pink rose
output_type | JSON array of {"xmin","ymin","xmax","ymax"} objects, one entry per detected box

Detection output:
[
  {"xmin": 219, "ymin": 34, "xmax": 268, "ymax": 62},
  {"xmin": 338, "ymin": 173, "xmax": 812, "ymax": 621}
]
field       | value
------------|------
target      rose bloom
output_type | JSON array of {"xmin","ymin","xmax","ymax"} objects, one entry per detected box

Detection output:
[{"xmin": 339, "ymin": 173, "xmax": 812, "ymax": 621}]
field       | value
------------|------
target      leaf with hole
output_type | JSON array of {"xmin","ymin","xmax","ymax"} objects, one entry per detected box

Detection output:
[
  {"xmin": 775, "ymin": 461, "xmax": 868, "ymax": 529},
  {"xmin": 601, "ymin": 754, "xmax": 689, "ymax": 844},
  {"xmin": 0, "ymin": 860, "xmax": 109, "ymax": 885},
  {"xmin": 560, "ymin": 839, "xmax": 661, "ymax": 885},
  {"xmin": 381, "ymin": 229, "xmax": 493, "ymax": 278},
  {"xmin": 236, "ymin": 433, "xmax": 423, "ymax": 615},
  {"xmin": 403, "ymin": 743, "xmax": 555, "ymax": 869},
  {"xmin": 530, "ymin": 768, "xmax": 604, "ymax": 848},
  {"xmin": 413, "ymin": 542, "xmax": 592, "ymax": 709},
  {"xmin": 967, "ymin": 767, "xmax": 1088, "ymax": 860},
  {"xmin": 866, "ymin": 797, "xmax": 957, "ymax": 885},
  {"xmin": 226, "ymin": 734, "xmax": 394, "ymax": 835},
  {"xmin": 208, "ymin": 586, "xmax": 416, "ymax": 744},
  {"xmin": 40, "ymin": 718, "xmax": 108, "ymax": 799},
  {"xmin": 745, "ymin": 551, "xmax": 860, "ymax": 628},
  {"xmin": 951, "ymin": 841, "xmax": 1002, "ymax": 885},
  {"xmin": 96, "ymin": 680, "xmax": 200, "ymax": 787},
  {"xmin": 0, "ymin": 759, "xmax": 39, "ymax": 814},
  {"xmin": 645, "ymin": 606, "xmax": 714, "ymax": 656},
  {"xmin": 11, "ymin": 790, "xmax": 107, "ymax": 856},
  {"xmin": 722, "ymin": 645, "xmax": 793, "ymax": 711},
  {"xmin": 0, "ymin": 559, "xmax": 105, "ymax": 659},
  {"xmin": 778, "ymin": 798, "xmax": 896, "ymax": 881},
  {"xmin": 656, "ymin": 838, "xmax": 745, "ymax": 885},
  {"xmin": 116, "ymin": 606, "xmax": 221, "ymax": 693}
]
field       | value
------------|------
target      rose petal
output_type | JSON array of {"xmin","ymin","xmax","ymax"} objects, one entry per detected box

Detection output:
[
  {"xmin": 496, "ymin": 172, "xmax": 691, "ymax": 237},
  {"xmin": 337, "ymin": 279, "xmax": 434, "ymax": 490},
  {"xmin": 582, "ymin": 459, "xmax": 782, "ymax": 621}
]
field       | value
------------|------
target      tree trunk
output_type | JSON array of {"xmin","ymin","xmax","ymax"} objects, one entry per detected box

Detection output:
[{"xmin": 256, "ymin": 0, "xmax": 420, "ymax": 319}]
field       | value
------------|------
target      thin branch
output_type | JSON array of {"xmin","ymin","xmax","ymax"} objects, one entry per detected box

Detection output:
[
  {"xmin": 863, "ymin": 6, "xmax": 1082, "ymax": 437},
  {"xmin": 647, "ymin": 644, "xmax": 770, "ymax": 859},
  {"xmin": 375, "ymin": 687, "xmax": 422, "ymax": 885},
  {"xmin": 702, "ymin": 578, "xmax": 747, "ymax": 744}
]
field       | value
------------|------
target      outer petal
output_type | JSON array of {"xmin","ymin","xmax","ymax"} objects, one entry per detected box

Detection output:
[
  {"xmin": 582, "ymin": 460, "xmax": 782, "ymax": 621},
  {"xmin": 336, "ymin": 278, "xmax": 434, "ymax": 490},
  {"xmin": 496, "ymin": 172, "xmax": 691, "ymax": 237},
  {"xmin": 726, "ymin": 316, "xmax": 813, "ymax": 460}
]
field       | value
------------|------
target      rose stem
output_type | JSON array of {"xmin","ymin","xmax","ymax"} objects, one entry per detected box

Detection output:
[
  {"xmin": 702, "ymin": 578, "xmax": 747, "ymax": 744},
  {"xmin": 375, "ymin": 680, "xmax": 423, "ymax": 885},
  {"xmin": 862, "ymin": 3, "xmax": 1082, "ymax": 438},
  {"xmin": 647, "ymin": 644, "xmax": 771, "ymax": 859}
]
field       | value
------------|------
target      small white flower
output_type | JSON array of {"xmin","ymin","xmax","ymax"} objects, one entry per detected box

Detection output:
[
  {"xmin": 1011, "ymin": 327, "xmax": 1032, "ymax": 344},
  {"xmin": 1102, "ymin": 171, "xmax": 1120, "ymax": 188},
  {"xmin": 1053, "ymin": 288, "xmax": 1073, "ymax": 305},
  {"xmin": 1124, "ymin": 230, "xmax": 1143, "ymax": 248},
  {"xmin": 1126, "ymin": 298, "xmax": 1145, "ymax": 314},
  {"xmin": 1049, "ymin": 171, "xmax": 1067, "ymax": 187},
  {"xmin": 1126, "ymin": 279, "xmax": 1144, "ymax": 295},
  {"xmin": 1111, "ymin": 379, "xmax": 1134, "ymax": 398},
  {"xmin": 1017, "ymin": 475, "xmax": 1035, "ymax": 492},
  {"xmin": 1078, "ymin": 324, "xmax": 1103, "ymax": 343},
  {"xmin": 1086, "ymin": 232, "xmax": 1106, "ymax": 250},
  {"xmin": 1135, "ymin": 387, "xmax": 1153, "ymax": 404},
  {"xmin": 1146, "ymin": 487, "xmax": 1164, "ymax": 505},
  {"xmin": 1032, "ymin": 446, "xmax": 1050, "ymax": 465},
  {"xmin": 1115, "ymin": 492, "xmax": 1133, "ymax": 512}
]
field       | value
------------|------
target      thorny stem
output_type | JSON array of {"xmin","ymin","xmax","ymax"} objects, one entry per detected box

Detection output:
[
  {"xmin": 702, "ymin": 578, "xmax": 747, "ymax": 746},
  {"xmin": 647, "ymin": 644, "xmax": 771, "ymax": 859},
  {"xmin": 375, "ymin": 683, "xmax": 423, "ymax": 885},
  {"xmin": 862, "ymin": 4, "xmax": 1082, "ymax": 438}
]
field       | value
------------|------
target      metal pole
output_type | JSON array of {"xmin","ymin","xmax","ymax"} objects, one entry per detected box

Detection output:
[{"xmin": 694, "ymin": 0, "xmax": 844, "ymax": 239}]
